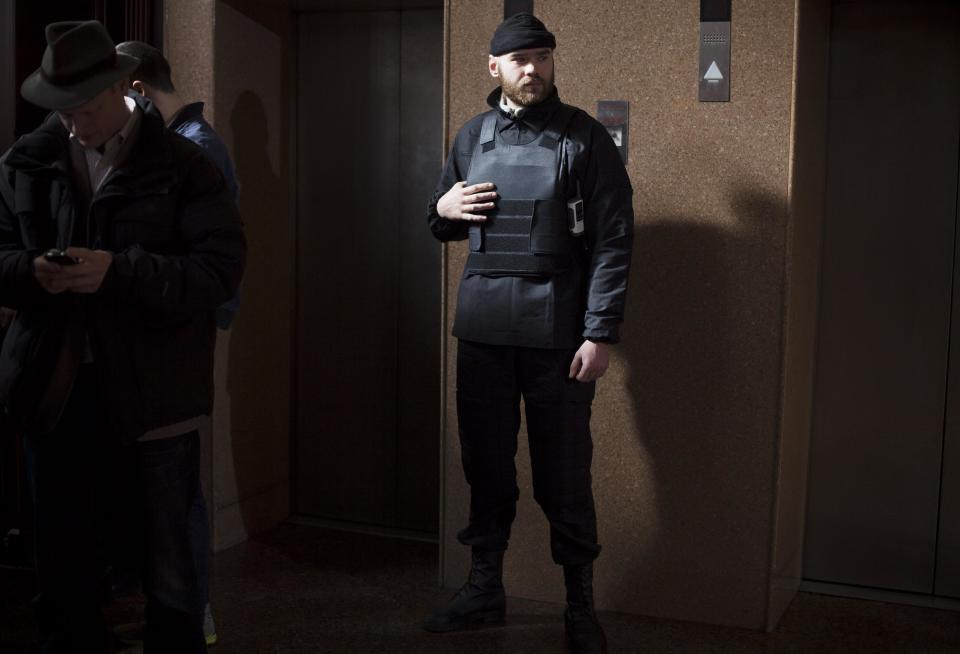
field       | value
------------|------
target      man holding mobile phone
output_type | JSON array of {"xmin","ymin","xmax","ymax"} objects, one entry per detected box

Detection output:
[
  {"xmin": 43, "ymin": 249, "xmax": 83, "ymax": 265},
  {"xmin": 0, "ymin": 21, "xmax": 245, "ymax": 653}
]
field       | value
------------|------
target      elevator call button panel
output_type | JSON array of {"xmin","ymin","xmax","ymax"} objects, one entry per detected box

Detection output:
[{"xmin": 699, "ymin": 0, "xmax": 732, "ymax": 102}]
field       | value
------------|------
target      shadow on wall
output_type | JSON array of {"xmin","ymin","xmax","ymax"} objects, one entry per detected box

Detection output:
[
  {"xmin": 609, "ymin": 186, "xmax": 787, "ymax": 624},
  {"xmin": 226, "ymin": 90, "xmax": 286, "ymax": 536}
]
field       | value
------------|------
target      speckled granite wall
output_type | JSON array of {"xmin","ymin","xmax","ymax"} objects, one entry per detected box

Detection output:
[
  {"xmin": 166, "ymin": 0, "xmax": 294, "ymax": 551},
  {"xmin": 163, "ymin": 0, "xmax": 220, "ymax": 551},
  {"xmin": 442, "ymin": 0, "xmax": 829, "ymax": 629},
  {"xmin": 165, "ymin": 0, "xmax": 215, "ymax": 111}
]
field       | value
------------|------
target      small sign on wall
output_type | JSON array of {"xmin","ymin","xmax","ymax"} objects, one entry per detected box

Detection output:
[{"xmin": 597, "ymin": 101, "xmax": 629, "ymax": 163}]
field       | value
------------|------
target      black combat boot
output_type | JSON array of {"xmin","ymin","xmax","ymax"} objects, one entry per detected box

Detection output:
[
  {"xmin": 563, "ymin": 564, "xmax": 607, "ymax": 654},
  {"xmin": 423, "ymin": 549, "xmax": 506, "ymax": 632}
]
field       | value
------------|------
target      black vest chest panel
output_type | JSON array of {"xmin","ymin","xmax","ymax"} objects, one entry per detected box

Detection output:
[{"xmin": 465, "ymin": 104, "xmax": 579, "ymax": 276}]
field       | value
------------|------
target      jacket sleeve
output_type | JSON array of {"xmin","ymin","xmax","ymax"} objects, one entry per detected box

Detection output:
[
  {"xmin": 427, "ymin": 120, "xmax": 481, "ymax": 243},
  {"xmin": 579, "ymin": 119, "xmax": 634, "ymax": 344},
  {"xmin": 0, "ymin": 165, "xmax": 48, "ymax": 310},
  {"xmin": 98, "ymin": 150, "xmax": 246, "ymax": 321}
]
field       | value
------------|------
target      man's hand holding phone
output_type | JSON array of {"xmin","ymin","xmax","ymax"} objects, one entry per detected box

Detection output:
[
  {"xmin": 43, "ymin": 249, "xmax": 83, "ymax": 266},
  {"xmin": 34, "ymin": 247, "xmax": 112, "ymax": 294}
]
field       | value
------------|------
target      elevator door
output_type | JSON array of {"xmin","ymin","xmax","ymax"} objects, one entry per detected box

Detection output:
[
  {"xmin": 294, "ymin": 9, "xmax": 442, "ymax": 534},
  {"xmin": 805, "ymin": 0, "xmax": 960, "ymax": 596}
]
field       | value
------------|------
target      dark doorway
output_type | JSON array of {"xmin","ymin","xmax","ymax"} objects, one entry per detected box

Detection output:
[
  {"xmin": 293, "ymin": 6, "xmax": 443, "ymax": 536},
  {"xmin": 804, "ymin": 0, "xmax": 960, "ymax": 604}
]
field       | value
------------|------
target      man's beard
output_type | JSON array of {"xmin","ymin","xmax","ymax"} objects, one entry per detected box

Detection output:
[{"xmin": 500, "ymin": 72, "xmax": 554, "ymax": 107}]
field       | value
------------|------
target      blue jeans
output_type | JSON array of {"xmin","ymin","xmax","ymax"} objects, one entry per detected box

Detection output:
[
  {"xmin": 189, "ymin": 479, "xmax": 210, "ymax": 609},
  {"xmin": 24, "ymin": 370, "xmax": 206, "ymax": 653}
]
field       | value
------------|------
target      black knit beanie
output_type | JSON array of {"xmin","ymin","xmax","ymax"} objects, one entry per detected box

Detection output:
[{"xmin": 489, "ymin": 13, "xmax": 556, "ymax": 56}]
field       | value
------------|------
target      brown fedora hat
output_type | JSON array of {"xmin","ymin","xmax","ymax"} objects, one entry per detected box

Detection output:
[{"xmin": 20, "ymin": 20, "xmax": 139, "ymax": 111}]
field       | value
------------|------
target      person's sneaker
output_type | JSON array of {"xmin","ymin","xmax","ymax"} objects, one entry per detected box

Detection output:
[
  {"xmin": 204, "ymin": 603, "xmax": 218, "ymax": 646},
  {"xmin": 113, "ymin": 603, "xmax": 216, "ymax": 647}
]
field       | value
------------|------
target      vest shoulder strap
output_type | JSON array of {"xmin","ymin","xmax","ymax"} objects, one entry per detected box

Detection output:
[
  {"xmin": 540, "ymin": 103, "xmax": 579, "ymax": 148},
  {"xmin": 479, "ymin": 112, "xmax": 497, "ymax": 148}
]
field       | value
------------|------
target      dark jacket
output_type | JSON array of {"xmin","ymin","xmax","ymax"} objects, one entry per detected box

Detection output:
[
  {"xmin": 0, "ymin": 95, "xmax": 246, "ymax": 442},
  {"xmin": 169, "ymin": 100, "xmax": 242, "ymax": 329},
  {"xmin": 428, "ymin": 88, "xmax": 633, "ymax": 348},
  {"xmin": 169, "ymin": 101, "xmax": 239, "ymax": 203}
]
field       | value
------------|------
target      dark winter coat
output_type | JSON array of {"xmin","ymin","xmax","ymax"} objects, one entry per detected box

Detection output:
[{"xmin": 0, "ymin": 95, "xmax": 245, "ymax": 442}]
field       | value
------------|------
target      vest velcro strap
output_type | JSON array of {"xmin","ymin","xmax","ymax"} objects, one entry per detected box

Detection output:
[
  {"xmin": 490, "ymin": 199, "xmax": 563, "ymax": 217},
  {"xmin": 493, "ymin": 198, "xmax": 535, "ymax": 216},
  {"xmin": 466, "ymin": 251, "xmax": 573, "ymax": 276},
  {"xmin": 485, "ymin": 216, "xmax": 530, "ymax": 236}
]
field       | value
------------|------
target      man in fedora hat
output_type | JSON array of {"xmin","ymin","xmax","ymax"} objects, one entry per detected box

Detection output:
[
  {"xmin": 424, "ymin": 13, "xmax": 633, "ymax": 654},
  {"xmin": 0, "ymin": 20, "xmax": 245, "ymax": 653}
]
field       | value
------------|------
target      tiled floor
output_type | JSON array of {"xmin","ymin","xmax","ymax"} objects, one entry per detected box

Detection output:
[{"xmin": 3, "ymin": 523, "xmax": 960, "ymax": 653}]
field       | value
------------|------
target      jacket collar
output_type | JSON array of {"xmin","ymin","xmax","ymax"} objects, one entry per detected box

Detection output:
[
  {"xmin": 4, "ymin": 93, "xmax": 176, "ymax": 193},
  {"xmin": 485, "ymin": 86, "xmax": 562, "ymax": 133},
  {"xmin": 2, "ymin": 113, "xmax": 71, "ymax": 177},
  {"xmin": 167, "ymin": 101, "xmax": 205, "ymax": 132}
]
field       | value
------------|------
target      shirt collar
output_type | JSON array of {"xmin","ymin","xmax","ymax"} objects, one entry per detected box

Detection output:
[
  {"xmin": 486, "ymin": 86, "xmax": 561, "ymax": 133},
  {"xmin": 499, "ymin": 94, "xmax": 528, "ymax": 119}
]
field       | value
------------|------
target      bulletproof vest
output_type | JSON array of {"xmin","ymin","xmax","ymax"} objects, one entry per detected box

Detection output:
[{"xmin": 464, "ymin": 103, "xmax": 580, "ymax": 276}]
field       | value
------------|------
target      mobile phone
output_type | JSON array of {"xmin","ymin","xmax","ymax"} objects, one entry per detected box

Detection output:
[{"xmin": 43, "ymin": 249, "xmax": 82, "ymax": 265}]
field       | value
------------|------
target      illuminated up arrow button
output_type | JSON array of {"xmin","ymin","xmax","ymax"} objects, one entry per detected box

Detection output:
[{"xmin": 704, "ymin": 61, "xmax": 724, "ymax": 83}]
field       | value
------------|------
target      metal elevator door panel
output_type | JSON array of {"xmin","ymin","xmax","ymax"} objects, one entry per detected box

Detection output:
[
  {"xmin": 294, "ymin": 9, "xmax": 442, "ymax": 533},
  {"xmin": 805, "ymin": 0, "xmax": 960, "ymax": 594}
]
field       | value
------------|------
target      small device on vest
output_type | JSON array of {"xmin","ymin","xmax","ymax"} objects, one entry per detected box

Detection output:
[{"xmin": 567, "ymin": 180, "xmax": 584, "ymax": 236}]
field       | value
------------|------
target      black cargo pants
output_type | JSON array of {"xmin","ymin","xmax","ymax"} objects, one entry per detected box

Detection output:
[{"xmin": 455, "ymin": 339, "xmax": 602, "ymax": 565}]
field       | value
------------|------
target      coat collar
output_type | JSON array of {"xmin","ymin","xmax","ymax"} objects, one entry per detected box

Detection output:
[{"xmin": 167, "ymin": 101, "xmax": 206, "ymax": 132}]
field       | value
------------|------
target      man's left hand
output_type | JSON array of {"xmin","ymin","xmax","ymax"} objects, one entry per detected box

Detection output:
[
  {"xmin": 568, "ymin": 340, "xmax": 609, "ymax": 383},
  {"xmin": 58, "ymin": 247, "xmax": 113, "ymax": 293}
]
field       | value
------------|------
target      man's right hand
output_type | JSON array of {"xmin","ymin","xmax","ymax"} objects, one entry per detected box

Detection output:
[
  {"xmin": 437, "ymin": 182, "xmax": 497, "ymax": 222},
  {"xmin": 33, "ymin": 255, "xmax": 70, "ymax": 294}
]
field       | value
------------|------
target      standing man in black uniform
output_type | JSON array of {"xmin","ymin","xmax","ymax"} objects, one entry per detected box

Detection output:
[{"xmin": 423, "ymin": 13, "xmax": 633, "ymax": 654}]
